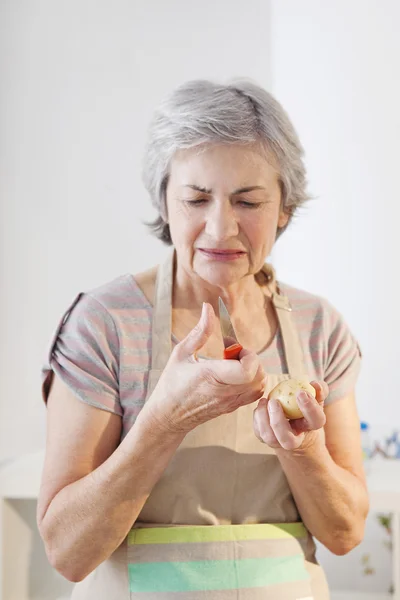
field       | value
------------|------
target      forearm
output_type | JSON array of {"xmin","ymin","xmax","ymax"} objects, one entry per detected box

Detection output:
[
  {"xmin": 40, "ymin": 408, "xmax": 184, "ymax": 582},
  {"xmin": 276, "ymin": 432, "xmax": 369, "ymax": 555}
]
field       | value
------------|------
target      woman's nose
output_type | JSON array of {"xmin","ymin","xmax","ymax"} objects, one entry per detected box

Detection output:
[{"xmin": 204, "ymin": 201, "xmax": 239, "ymax": 241}]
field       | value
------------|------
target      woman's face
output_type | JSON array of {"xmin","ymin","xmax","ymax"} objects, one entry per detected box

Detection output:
[{"xmin": 166, "ymin": 143, "xmax": 289, "ymax": 288}]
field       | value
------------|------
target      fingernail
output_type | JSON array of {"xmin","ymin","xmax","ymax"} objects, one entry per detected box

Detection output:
[
  {"xmin": 268, "ymin": 398, "xmax": 280, "ymax": 413},
  {"xmin": 254, "ymin": 411, "xmax": 261, "ymax": 431},
  {"xmin": 200, "ymin": 302, "xmax": 206, "ymax": 324}
]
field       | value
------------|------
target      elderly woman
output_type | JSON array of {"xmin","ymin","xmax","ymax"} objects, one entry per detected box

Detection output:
[{"xmin": 38, "ymin": 79, "xmax": 368, "ymax": 600}]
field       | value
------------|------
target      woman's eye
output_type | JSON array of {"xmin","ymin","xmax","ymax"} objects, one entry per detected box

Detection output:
[
  {"xmin": 238, "ymin": 200, "xmax": 261, "ymax": 208},
  {"xmin": 186, "ymin": 199, "xmax": 207, "ymax": 206}
]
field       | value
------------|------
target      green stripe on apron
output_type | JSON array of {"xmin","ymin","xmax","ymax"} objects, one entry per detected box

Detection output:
[
  {"xmin": 128, "ymin": 523, "xmax": 312, "ymax": 596},
  {"xmin": 128, "ymin": 522, "xmax": 307, "ymax": 545},
  {"xmin": 129, "ymin": 555, "xmax": 310, "ymax": 593}
]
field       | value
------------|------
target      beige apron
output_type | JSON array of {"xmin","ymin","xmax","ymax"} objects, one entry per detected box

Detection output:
[{"xmin": 71, "ymin": 250, "xmax": 330, "ymax": 600}]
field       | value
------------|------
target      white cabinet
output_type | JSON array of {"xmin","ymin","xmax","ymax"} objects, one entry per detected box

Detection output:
[{"xmin": 0, "ymin": 452, "xmax": 73, "ymax": 600}]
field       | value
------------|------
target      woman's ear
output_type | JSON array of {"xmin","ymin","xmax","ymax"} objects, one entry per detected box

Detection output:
[
  {"xmin": 160, "ymin": 176, "xmax": 169, "ymax": 222},
  {"xmin": 160, "ymin": 194, "xmax": 169, "ymax": 223},
  {"xmin": 278, "ymin": 210, "xmax": 290, "ymax": 229}
]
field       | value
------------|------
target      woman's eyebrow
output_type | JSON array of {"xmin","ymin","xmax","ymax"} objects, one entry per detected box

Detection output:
[
  {"xmin": 185, "ymin": 184, "xmax": 212, "ymax": 194},
  {"xmin": 232, "ymin": 186, "xmax": 266, "ymax": 194},
  {"xmin": 184, "ymin": 185, "xmax": 266, "ymax": 194}
]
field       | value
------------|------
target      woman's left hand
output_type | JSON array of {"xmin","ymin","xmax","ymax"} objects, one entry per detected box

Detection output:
[{"xmin": 253, "ymin": 381, "xmax": 328, "ymax": 451}]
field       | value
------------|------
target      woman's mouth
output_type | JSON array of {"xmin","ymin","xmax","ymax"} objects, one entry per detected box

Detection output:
[{"xmin": 197, "ymin": 249, "xmax": 246, "ymax": 262}]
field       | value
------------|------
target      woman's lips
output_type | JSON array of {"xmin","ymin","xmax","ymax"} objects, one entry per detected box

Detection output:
[{"xmin": 198, "ymin": 249, "xmax": 246, "ymax": 262}]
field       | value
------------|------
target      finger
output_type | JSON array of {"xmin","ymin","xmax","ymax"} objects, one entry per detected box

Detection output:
[
  {"xmin": 239, "ymin": 351, "xmax": 263, "ymax": 382},
  {"xmin": 236, "ymin": 387, "xmax": 268, "ymax": 411},
  {"xmin": 310, "ymin": 380, "xmax": 329, "ymax": 405},
  {"xmin": 253, "ymin": 398, "xmax": 280, "ymax": 447},
  {"xmin": 297, "ymin": 391, "xmax": 326, "ymax": 430},
  {"xmin": 176, "ymin": 303, "xmax": 214, "ymax": 358},
  {"xmin": 248, "ymin": 362, "xmax": 266, "ymax": 386},
  {"xmin": 253, "ymin": 400, "xmax": 266, "ymax": 442},
  {"xmin": 290, "ymin": 417, "xmax": 312, "ymax": 435},
  {"xmin": 205, "ymin": 351, "xmax": 262, "ymax": 386},
  {"xmin": 268, "ymin": 398, "xmax": 302, "ymax": 450}
]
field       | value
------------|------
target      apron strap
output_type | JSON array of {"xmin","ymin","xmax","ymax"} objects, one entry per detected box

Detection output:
[
  {"xmin": 272, "ymin": 291, "xmax": 306, "ymax": 378},
  {"xmin": 150, "ymin": 247, "xmax": 174, "ymax": 371},
  {"xmin": 261, "ymin": 263, "xmax": 306, "ymax": 377}
]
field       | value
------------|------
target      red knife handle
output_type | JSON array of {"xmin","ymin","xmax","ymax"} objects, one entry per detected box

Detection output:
[{"xmin": 223, "ymin": 343, "xmax": 243, "ymax": 360}]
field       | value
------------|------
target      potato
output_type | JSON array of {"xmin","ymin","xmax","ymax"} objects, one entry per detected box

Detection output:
[{"xmin": 268, "ymin": 378, "xmax": 316, "ymax": 420}]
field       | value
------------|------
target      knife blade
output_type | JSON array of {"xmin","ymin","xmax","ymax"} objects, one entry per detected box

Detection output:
[{"xmin": 218, "ymin": 297, "xmax": 243, "ymax": 360}]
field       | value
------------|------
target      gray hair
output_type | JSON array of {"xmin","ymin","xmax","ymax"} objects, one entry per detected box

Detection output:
[{"xmin": 142, "ymin": 79, "xmax": 309, "ymax": 244}]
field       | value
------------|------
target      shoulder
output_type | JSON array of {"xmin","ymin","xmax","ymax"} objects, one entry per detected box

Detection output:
[
  {"xmin": 278, "ymin": 281, "xmax": 333, "ymax": 318},
  {"xmin": 85, "ymin": 271, "xmax": 153, "ymax": 313},
  {"xmin": 278, "ymin": 279, "xmax": 361, "ymax": 365},
  {"xmin": 70, "ymin": 269, "xmax": 155, "ymax": 329},
  {"xmin": 277, "ymin": 281, "xmax": 352, "ymax": 342},
  {"xmin": 58, "ymin": 270, "xmax": 155, "ymax": 340},
  {"xmin": 43, "ymin": 269, "xmax": 158, "ymax": 399}
]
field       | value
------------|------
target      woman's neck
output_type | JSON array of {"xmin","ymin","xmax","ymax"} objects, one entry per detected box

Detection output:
[{"xmin": 173, "ymin": 260, "xmax": 275, "ymax": 319}]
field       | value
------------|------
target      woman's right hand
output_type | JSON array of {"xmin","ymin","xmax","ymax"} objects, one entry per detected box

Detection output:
[{"xmin": 143, "ymin": 302, "xmax": 266, "ymax": 435}]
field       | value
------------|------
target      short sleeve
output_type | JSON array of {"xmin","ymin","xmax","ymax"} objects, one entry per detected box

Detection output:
[
  {"xmin": 42, "ymin": 293, "xmax": 122, "ymax": 416},
  {"xmin": 323, "ymin": 303, "xmax": 362, "ymax": 404}
]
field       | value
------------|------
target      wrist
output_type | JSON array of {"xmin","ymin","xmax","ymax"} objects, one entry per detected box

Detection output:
[{"xmin": 134, "ymin": 402, "xmax": 187, "ymax": 448}]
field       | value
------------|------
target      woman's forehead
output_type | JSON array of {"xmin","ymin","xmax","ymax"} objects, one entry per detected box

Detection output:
[{"xmin": 170, "ymin": 143, "xmax": 280, "ymax": 189}]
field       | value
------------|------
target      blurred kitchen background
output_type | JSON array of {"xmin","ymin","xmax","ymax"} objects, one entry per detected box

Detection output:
[{"xmin": 1, "ymin": 1, "xmax": 400, "ymax": 598}]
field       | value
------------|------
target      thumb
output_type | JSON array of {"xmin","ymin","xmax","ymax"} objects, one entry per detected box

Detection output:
[{"xmin": 176, "ymin": 302, "xmax": 215, "ymax": 359}]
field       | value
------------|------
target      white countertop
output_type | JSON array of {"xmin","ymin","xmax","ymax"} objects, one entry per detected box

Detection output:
[{"xmin": 0, "ymin": 450, "xmax": 45, "ymax": 499}]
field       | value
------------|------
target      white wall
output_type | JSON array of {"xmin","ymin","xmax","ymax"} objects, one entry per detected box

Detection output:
[
  {"xmin": 5, "ymin": 0, "xmax": 397, "ymax": 459},
  {"xmin": 271, "ymin": 0, "xmax": 400, "ymax": 442},
  {"xmin": 0, "ymin": 0, "xmax": 272, "ymax": 461},
  {"xmin": 270, "ymin": 1, "xmax": 400, "ymax": 593},
  {"xmin": 4, "ymin": 0, "xmax": 398, "ymax": 461}
]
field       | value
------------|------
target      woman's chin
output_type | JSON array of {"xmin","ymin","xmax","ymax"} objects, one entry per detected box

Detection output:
[{"xmin": 194, "ymin": 262, "xmax": 248, "ymax": 288}]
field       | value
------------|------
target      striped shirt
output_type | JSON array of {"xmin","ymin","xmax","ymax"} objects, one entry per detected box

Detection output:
[{"xmin": 42, "ymin": 273, "xmax": 361, "ymax": 439}]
